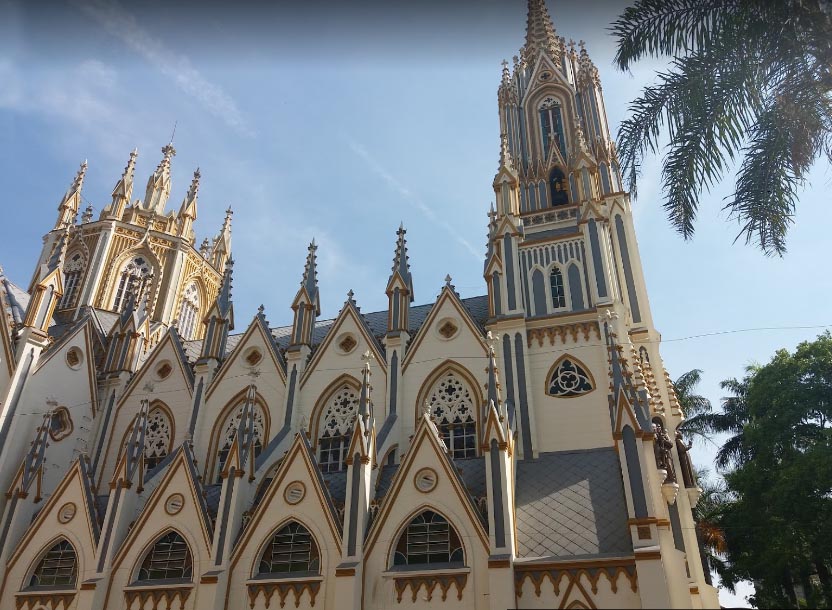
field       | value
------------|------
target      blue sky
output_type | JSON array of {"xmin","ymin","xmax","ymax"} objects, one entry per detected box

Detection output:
[{"xmin": 2, "ymin": 1, "xmax": 829, "ymax": 604}]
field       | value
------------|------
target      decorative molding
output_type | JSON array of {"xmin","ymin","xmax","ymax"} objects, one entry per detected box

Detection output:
[
  {"xmin": 246, "ymin": 578, "xmax": 322, "ymax": 609},
  {"xmin": 14, "ymin": 591, "xmax": 76, "ymax": 610},
  {"xmin": 124, "ymin": 585, "xmax": 192, "ymax": 610},
  {"xmin": 514, "ymin": 559, "xmax": 637, "ymax": 598},
  {"xmin": 528, "ymin": 321, "xmax": 600, "ymax": 348},
  {"xmin": 393, "ymin": 572, "xmax": 467, "ymax": 603}
]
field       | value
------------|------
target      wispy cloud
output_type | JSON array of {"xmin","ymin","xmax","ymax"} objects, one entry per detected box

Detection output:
[
  {"xmin": 75, "ymin": 0, "xmax": 252, "ymax": 137},
  {"xmin": 346, "ymin": 137, "xmax": 481, "ymax": 261}
]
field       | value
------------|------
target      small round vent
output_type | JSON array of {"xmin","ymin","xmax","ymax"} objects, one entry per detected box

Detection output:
[
  {"xmin": 165, "ymin": 493, "xmax": 185, "ymax": 516},
  {"xmin": 414, "ymin": 468, "xmax": 438, "ymax": 493},
  {"xmin": 284, "ymin": 481, "xmax": 306, "ymax": 505},
  {"xmin": 58, "ymin": 502, "xmax": 76, "ymax": 524}
]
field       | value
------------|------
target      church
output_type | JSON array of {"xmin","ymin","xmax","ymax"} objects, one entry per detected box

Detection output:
[{"xmin": 0, "ymin": 1, "xmax": 720, "ymax": 608}]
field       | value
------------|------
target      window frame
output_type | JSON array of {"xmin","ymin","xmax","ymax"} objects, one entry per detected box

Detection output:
[
  {"xmin": 26, "ymin": 539, "xmax": 78, "ymax": 590},
  {"xmin": 135, "ymin": 531, "xmax": 193, "ymax": 584},
  {"xmin": 256, "ymin": 521, "xmax": 321, "ymax": 578},
  {"xmin": 391, "ymin": 510, "xmax": 465, "ymax": 568}
]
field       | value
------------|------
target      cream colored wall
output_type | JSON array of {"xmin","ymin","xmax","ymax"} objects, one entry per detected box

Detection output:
[{"xmin": 515, "ymin": 569, "xmax": 641, "ymax": 608}]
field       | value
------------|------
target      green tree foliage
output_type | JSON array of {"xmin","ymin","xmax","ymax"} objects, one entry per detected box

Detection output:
[
  {"xmin": 612, "ymin": 0, "xmax": 832, "ymax": 255},
  {"xmin": 714, "ymin": 333, "xmax": 832, "ymax": 608}
]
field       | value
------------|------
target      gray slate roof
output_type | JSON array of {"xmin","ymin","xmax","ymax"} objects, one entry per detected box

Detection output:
[{"xmin": 514, "ymin": 448, "xmax": 632, "ymax": 559}]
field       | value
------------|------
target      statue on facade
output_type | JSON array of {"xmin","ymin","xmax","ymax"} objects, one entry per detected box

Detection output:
[
  {"xmin": 675, "ymin": 430, "xmax": 696, "ymax": 488},
  {"xmin": 652, "ymin": 419, "xmax": 676, "ymax": 484}
]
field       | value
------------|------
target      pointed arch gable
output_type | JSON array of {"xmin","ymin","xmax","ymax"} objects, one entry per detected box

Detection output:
[
  {"xmin": 414, "ymin": 360, "xmax": 484, "ymax": 428},
  {"xmin": 117, "ymin": 330, "xmax": 194, "ymax": 404},
  {"xmin": 230, "ymin": 434, "xmax": 343, "ymax": 573},
  {"xmin": 401, "ymin": 289, "xmax": 489, "ymax": 372},
  {"xmin": 299, "ymin": 303, "xmax": 387, "ymax": 390},
  {"xmin": 205, "ymin": 316, "xmax": 287, "ymax": 400},
  {"xmin": 363, "ymin": 419, "xmax": 489, "ymax": 560},
  {"xmin": 203, "ymin": 386, "xmax": 271, "ymax": 481}
]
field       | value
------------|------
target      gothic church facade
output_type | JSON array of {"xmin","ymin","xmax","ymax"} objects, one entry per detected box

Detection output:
[{"xmin": 0, "ymin": 2, "xmax": 719, "ymax": 608}]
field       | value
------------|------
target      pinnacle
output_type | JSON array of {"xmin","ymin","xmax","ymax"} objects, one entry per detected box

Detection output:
[{"xmin": 523, "ymin": 0, "xmax": 561, "ymax": 63}]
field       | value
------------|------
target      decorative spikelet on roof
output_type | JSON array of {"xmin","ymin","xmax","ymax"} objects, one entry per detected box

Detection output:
[
  {"xmin": 212, "ymin": 207, "xmax": 233, "ymax": 270},
  {"xmin": 577, "ymin": 41, "xmax": 601, "ymax": 89},
  {"xmin": 389, "ymin": 223, "xmax": 414, "ymax": 301},
  {"xmin": 105, "ymin": 148, "xmax": 137, "ymax": 219},
  {"xmin": 54, "ymin": 160, "xmax": 87, "ymax": 229},
  {"xmin": 144, "ymin": 144, "xmax": 175, "ymax": 214}
]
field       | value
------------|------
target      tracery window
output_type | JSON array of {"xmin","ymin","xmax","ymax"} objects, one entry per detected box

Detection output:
[
  {"xmin": 215, "ymin": 401, "xmax": 266, "ymax": 482},
  {"xmin": 258, "ymin": 521, "xmax": 320, "ymax": 575},
  {"xmin": 113, "ymin": 256, "xmax": 153, "ymax": 312},
  {"xmin": 144, "ymin": 407, "xmax": 171, "ymax": 472},
  {"xmin": 393, "ymin": 511, "xmax": 463, "ymax": 567},
  {"xmin": 547, "ymin": 357, "xmax": 594, "ymax": 397},
  {"xmin": 137, "ymin": 532, "xmax": 192, "ymax": 581},
  {"xmin": 426, "ymin": 371, "xmax": 477, "ymax": 459},
  {"xmin": 177, "ymin": 282, "xmax": 201, "ymax": 340},
  {"xmin": 539, "ymin": 97, "xmax": 567, "ymax": 160},
  {"xmin": 59, "ymin": 252, "xmax": 85, "ymax": 309},
  {"xmin": 318, "ymin": 384, "xmax": 359, "ymax": 473},
  {"xmin": 550, "ymin": 268, "xmax": 566, "ymax": 310},
  {"xmin": 28, "ymin": 540, "xmax": 77, "ymax": 588}
]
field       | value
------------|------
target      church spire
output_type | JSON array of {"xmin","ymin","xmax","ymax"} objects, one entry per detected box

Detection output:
[
  {"xmin": 523, "ymin": 0, "xmax": 561, "ymax": 65},
  {"xmin": 54, "ymin": 161, "xmax": 87, "ymax": 230},
  {"xmin": 105, "ymin": 148, "xmax": 137, "ymax": 220},
  {"xmin": 199, "ymin": 257, "xmax": 235, "ymax": 363},
  {"xmin": 212, "ymin": 206, "xmax": 232, "ymax": 270},
  {"xmin": 358, "ymin": 350, "xmax": 373, "ymax": 425},
  {"xmin": 144, "ymin": 143, "xmax": 175, "ymax": 214},
  {"xmin": 290, "ymin": 240, "xmax": 320, "ymax": 347},
  {"xmin": 386, "ymin": 224, "xmax": 414, "ymax": 334},
  {"xmin": 177, "ymin": 168, "xmax": 200, "ymax": 240}
]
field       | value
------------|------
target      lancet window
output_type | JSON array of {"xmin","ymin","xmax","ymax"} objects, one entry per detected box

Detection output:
[
  {"xmin": 426, "ymin": 371, "xmax": 477, "ymax": 459},
  {"xmin": 215, "ymin": 400, "xmax": 265, "ymax": 482},
  {"xmin": 539, "ymin": 98, "xmax": 567, "ymax": 160},
  {"xmin": 137, "ymin": 532, "xmax": 192, "ymax": 581},
  {"xmin": 393, "ymin": 510, "xmax": 464, "ymax": 567},
  {"xmin": 550, "ymin": 268, "xmax": 567, "ymax": 310},
  {"xmin": 177, "ymin": 282, "xmax": 201, "ymax": 340},
  {"xmin": 28, "ymin": 540, "xmax": 77, "ymax": 588},
  {"xmin": 113, "ymin": 256, "xmax": 153, "ymax": 312},
  {"xmin": 547, "ymin": 357, "xmax": 594, "ymax": 397},
  {"xmin": 59, "ymin": 252, "xmax": 85, "ymax": 309},
  {"xmin": 318, "ymin": 384, "xmax": 359, "ymax": 473},
  {"xmin": 258, "ymin": 521, "xmax": 320, "ymax": 575},
  {"xmin": 144, "ymin": 406, "xmax": 172, "ymax": 472}
]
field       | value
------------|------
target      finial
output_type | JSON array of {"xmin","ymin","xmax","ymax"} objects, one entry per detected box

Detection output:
[
  {"xmin": 523, "ymin": 0, "xmax": 561, "ymax": 63},
  {"xmin": 361, "ymin": 349, "xmax": 374, "ymax": 364},
  {"xmin": 142, "ymin": 381, "xmax": 156, "ymax": 394},
  {"xmin": 445, "ymin": 274, "xmax": 452, "ymax": 286},
  {"xmin": 258, "ymin": 304, "xmax": 265, "ymax": 314},
  {"xmin": 82, "ymin": 204, "xmax": 94, "ymax": 223},
  {"xmin": 347, "ymin": 289, "xmax": 355, "ymax": 302},
  {"xmin": 200, "ymin": 238, "xmax": 211, "ymax": 257},
  {"xmin": 422, "ymin": 400, "xmax": 432, "ymax": 419},
  {"xmin": 499, "ymin": 132, "xmax": 513, "ymax": 169}
]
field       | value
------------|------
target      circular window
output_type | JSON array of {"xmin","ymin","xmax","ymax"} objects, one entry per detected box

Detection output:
[
  {"xmin": 165, "ymin": 493, "xmax": 185, "ymax": 515},
  {"xmin": 57, "ymin": 502, "xmax": 76, "ymax": 524},
  {"xmin": 155, "ymin": 361, "xmax": 173, "ymax": 381},
  {"xmin": 284, "ymin": 481, "xmax": 306, "ymax": 505},
  {"xmin": 414, "ymin": 468, "xmax": 438, "ymax": 493},
  {"xmin": 436, "ymin": 318, "xmax": 459, "ymax": 341},
  {"xmin": 65, "ymin": 347, "xmax": 83, "ymax": 370},
  {"xmin": 336, "ymin": 333, "xmax": 358, "ymax": 354},
  {"xmin": 244, "ymin": 347, "xmax": 263, "ymax": 366}
]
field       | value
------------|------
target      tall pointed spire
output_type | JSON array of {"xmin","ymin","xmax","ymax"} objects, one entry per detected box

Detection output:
[
  {"xmin": 54, "ymin": 161, "xmax": 87, "ymax": 229},
  {"xmin": 212, "ymin": 206, "xmax": 232, "ymax": 270},
  {"xmin": 106, "ymin": 148, "xmax": 138, "ymax": 219},
  {"xmin": 217, "ymin": 256, "xmax": 234, "ymax": 317},
  {"xmin": 391, "ymin": 224, "xmax": 414, "ymax": 299},
  {"xmin": 198, "ymin": 257, "xmax": 234, "ymax": 364},
  {"xmin": 290, "ymin": 240, "xmax": 320, "ymax": 348},
  {"xmin": 358, "ymin": 350, "xmax": 373, "ymax": 424},
  {"xmin": 144, "ymin": 143, "xmax": 175, "ymax": 213},
  {"xmin": 177, "ymin": 168, "xmax": 200, "ymax": 240},
  {"xmin": 485, "ymin": 331, "xmax": 502, "ymax": 411},
  {"xmin": 387, "ymin": 225, "xmax": 414, "ymax": 333},
  {"xmin": 302, "ymin": 239, "xmax": 320, "ymax": 312},
  {"xmin": 523, "ymin": 0, "xmax": 561, "ymax": 65}
]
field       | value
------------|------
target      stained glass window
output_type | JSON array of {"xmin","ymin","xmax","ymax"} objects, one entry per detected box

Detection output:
[
  {"xmin": 539, "ymin": 98, "xmax": 567, "ymax": 160},
  {"xmin": 178, "ymin": 283, "xmax": 201, "ymax": 340},
  {"xmin": 426, "ymin": 371, "xmax": 477, "ymax": 459},
  {"xmin": 137, "ymin": 532, "xmax": 192, "ymax": 581},
  {"xmin": 144, "ymin": 407, "xmax": 171, "ymax": 472},
  {"xmin": 318, "ymin": 384, "xmax": 359, "ymax": 472},
  {"xmin": 29, "ymin": 540, "xmax": 77, "ymax": 588},
  {"xmin": 548, "ymin": 357, "xmax": 593, "ymax": 397},
  {"xmin": 393, "ymin": 511, "xmax": 463, "ymax": 567},
  {"xmin": 113, "ymin": 256, "xmax": 152, "ymax": 312},
  {"xmin": 550, "ymin": 268, "xmax": 566, "ymax": 310},
  {"xmin": 258, "ymin": 521, "xmax": 320, "ymax": 575}
]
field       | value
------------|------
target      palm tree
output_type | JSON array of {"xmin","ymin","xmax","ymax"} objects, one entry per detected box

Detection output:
[
  {"xmin": 673, "ymin": 369, "xmax": 714, "ymax": 444},
  {"xmin": 692, "ymin": 468, "xmax": 730, "ymax": 582},
  {"xmin": 611, "ymin": 0, "xmax": 832, "ymax": 255},
  {"xmin": 712, "ymin": 373, "xmax": 753, "ymax": 470}
]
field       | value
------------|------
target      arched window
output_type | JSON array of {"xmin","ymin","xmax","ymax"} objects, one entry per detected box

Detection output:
[
  {"xmin": 550, "ymin": 268, "xmax": 567, "ymax": 310},
  {"xmin": 144, "ymin": 406, "xmax": 172, "ymax": 472},
  {"xmin": 177, "ymin": 282, "xmax": 201, "ymax": 340},
  {"xmin": 215, "ymin": 400, "xmax": 266, "ymax": 482},
  {"xmin": 539, "ymin": 97, "xmax": 566, "ymax": 160},
  {"xmin": 113, "ymin": 256, "xmax": 153, "ymax": 312},
  {"xmin": 59, "ymin": 252, "xmax": 85, "ymax": 309},
  {"xmin": 258, "ymin": 521, "xmax": 320, "ymax": 575},
  {"xmin": 393, "ymin": 511, "xmax": 463, "ymax": 567},
  {"xmin": 547, "ymin": 356, "xmax": 594, "ymax": 397},
  {"xmin": 548, "ymin": 167, "xmax": 570, "ymax": 206},
  {"xmin": 426, "ymin": 371, "xmax": 477, "ymax": 459},
  {"xmin": 137, "ymin": 532, "xmax": 192, "ymax": 582},
  {"xmin": 28, "ymin": 540, "xmax": 77, "ymax": 588},
  {"xmin": 318, "ymin": 384, "xmax": 359, "ymax": 473}
]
